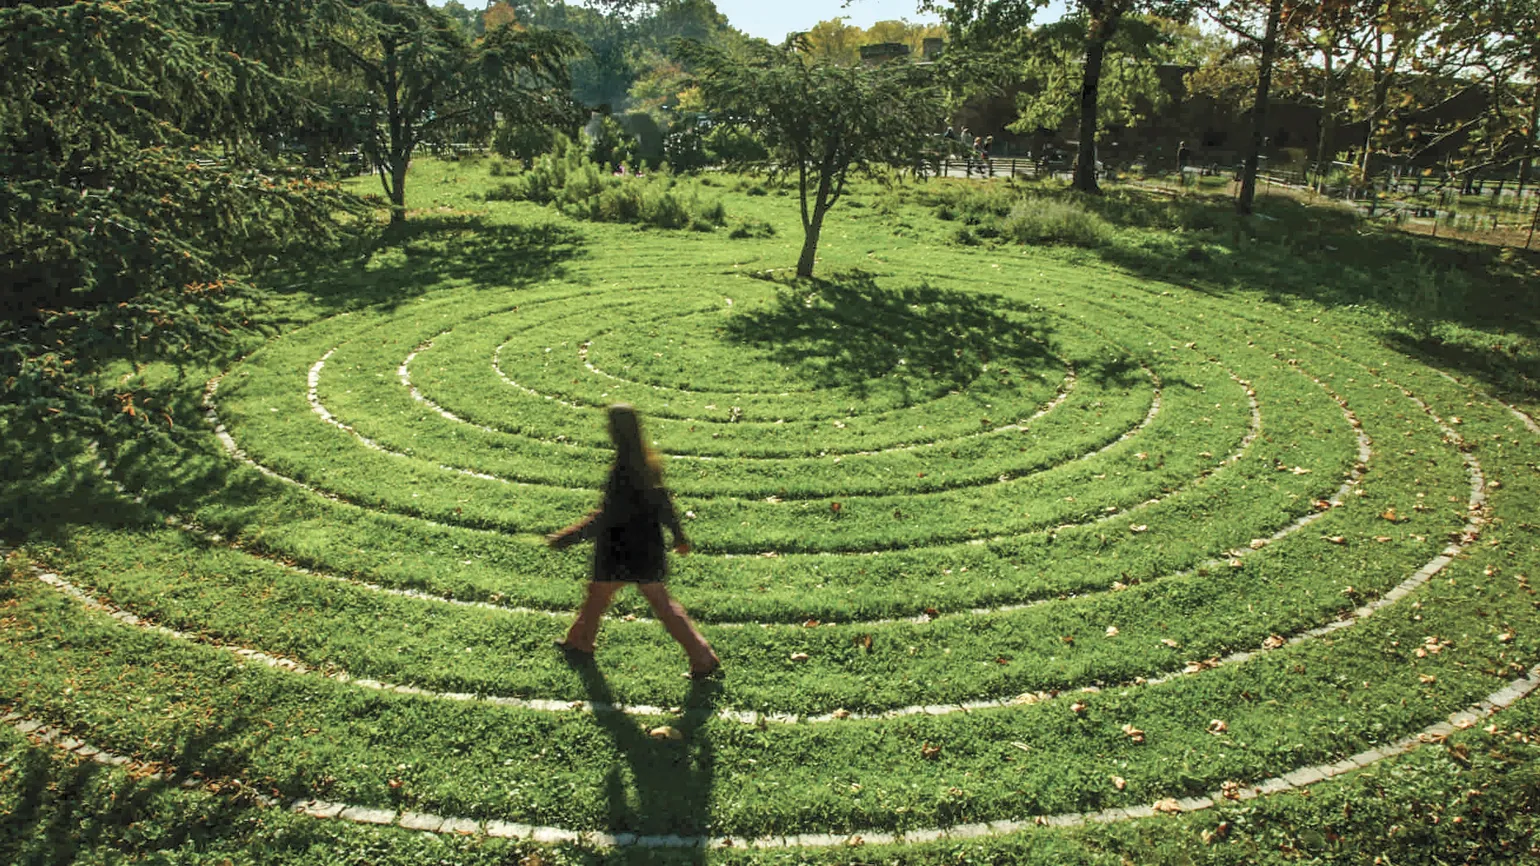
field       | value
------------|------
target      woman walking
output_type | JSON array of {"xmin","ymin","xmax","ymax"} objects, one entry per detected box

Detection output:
[{"xmin": 547, "ymin": 404, "xmax": 721, "ymax": 679}]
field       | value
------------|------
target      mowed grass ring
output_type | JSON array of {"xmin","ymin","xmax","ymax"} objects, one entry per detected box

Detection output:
[{"xmin": 6, "ymin": 189, "xmax": 1537, "ymax": 853}]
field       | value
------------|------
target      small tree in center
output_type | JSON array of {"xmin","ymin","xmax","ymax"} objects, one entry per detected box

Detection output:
[{"xmin": 678, "ymin": 38, "xmax": 943, "ymax": 277}]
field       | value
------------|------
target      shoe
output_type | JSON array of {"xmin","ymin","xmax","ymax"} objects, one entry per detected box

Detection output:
[
  {"xmin": 683, "ymin": 659, "xmax": 722, "ymax": 680},
  {"xmin": 553, "ymin": 639, "xmax": 594, "ymax": 662}
]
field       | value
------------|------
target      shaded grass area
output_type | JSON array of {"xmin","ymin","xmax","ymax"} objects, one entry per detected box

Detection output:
[
  {"xmin": 3, "ymin": 703, "xmax": 1537, "ymax": 866},
  {"xmin": 906, "ymin": 177, "xmax": 1540, "ymax": 417}
]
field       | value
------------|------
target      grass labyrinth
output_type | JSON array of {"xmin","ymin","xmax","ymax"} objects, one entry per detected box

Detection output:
[{"xmin": 4, "ymin": 183, "xmax": 1539, "ymax": 858}]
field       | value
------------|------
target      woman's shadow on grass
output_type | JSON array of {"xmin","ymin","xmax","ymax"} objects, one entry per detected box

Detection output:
[{"xmin": 573, "ymin": 664, "xmax": 720, "ymax": 865}]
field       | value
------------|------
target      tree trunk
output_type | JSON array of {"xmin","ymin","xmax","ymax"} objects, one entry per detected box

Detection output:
[
  {"xmin": 1074, "ymin": 6, "xmax": 1117, "ymax": 195},
  {"xmin": 389, "ymin": 159, "xmax": 409, "ymax": 226},
  {"xmin": 1519, "ymin": 81, "xmax": 1539, "ymax": 197},
  {"xmin": 385, "ymin": 38, "xmax": 408, "ymax": 226},
  {"xmin": 1361, "ymin": 36, "xmax": 1401, "ymax": 187},
  {"xmin": 1237, "ymin": 0, "xmax": 1284, "ymax": 216},
  {"xmin": 1314, "ymin": 49, "xmax": 1336, "ymax": 193},
  {"xmin": 796, "ymin": 203, "xmax": 827, "ymax": 278}
]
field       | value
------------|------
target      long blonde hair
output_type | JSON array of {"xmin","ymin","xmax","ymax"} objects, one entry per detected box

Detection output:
[{"xmin": 607, "ymin": 404, "xmax": 662, "ymax": 488}]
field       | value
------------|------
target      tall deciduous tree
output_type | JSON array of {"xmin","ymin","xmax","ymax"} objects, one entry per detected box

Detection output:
[
  {"xmin": 1202, "ymin": 0, "xmax": 1301, "ymax": 214},
  {"xmin": 677, "ymin": 37, "xmax": 943, "ymax": 277},
  {"xmin": 325, "ymin": 0, "xmax": 583, "ymax": 225},
  {"xmin": 924, "ymin": 0, "xmax": 1191, "ymax": 193},
  {"xmin": 1010, "ymin": 14, "xmax": 1198, "ymax": 155}
]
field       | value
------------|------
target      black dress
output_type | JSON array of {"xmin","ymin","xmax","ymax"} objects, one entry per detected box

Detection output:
[{"xmin": 584, "ymin": 466, "xmax": 683, "ymax": 583}]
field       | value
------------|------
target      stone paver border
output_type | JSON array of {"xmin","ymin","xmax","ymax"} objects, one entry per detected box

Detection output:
[{"xmin": 5, "ymin": 662, "xmax": 1536, "ymax": 850}]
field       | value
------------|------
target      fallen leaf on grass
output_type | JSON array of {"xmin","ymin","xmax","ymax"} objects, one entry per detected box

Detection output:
[
  {"xmin": 1207, "ymin": 719, "xmax": 1228, "ymax": 734},
  {"xmin": 832, "ymin": 709, "xmax": 852, "ymax": 719},
  {"xmin": 1219, "ymin": 780, "xmax": 1241, "ymax": 800},
  {"xmin": 1011, "ymin": 741, "xmax": 1031, "ymax": 753},
  {"xmin": 1202, "ymin": 822, "xmax": 1232, "ymax": 843},
  {"xmin": 649, "ymin": 726, "xmax": 683, "ymax": 741},
  {"xmin": 1324, "ymin": 536, "xmax": 1347, "ymax": 545},
  {"xmin": 1070, "ymin": 702, "xmax": 1087, "ymax": 714},
  {"xmin": 1130, "ymin": 524, "xmax": 1149, "ymax": 533},
  {"xmin": 920, "ymin": 743, "xmax": 941, "ymax": 760},
  {"xmin": 1161, "ymin": 638, "xmax": 1180, "ymax": 649},
  {"xmin": 1262, "ymin": 634, "xmax": 1286, "ymax": 650},
  {"xmin": 1419, "ymin": 674, "xmax": 1437, "ymax": 684},
  {"xmin": 1153, "ymin": 798, "xmax": 1181, "ymax": 813},
  {"xmin": 1248, "ymin": 538, "xmax": 1269, "ymax": 550},
  {"xmin": 789, "ymin": 652, "xmax": 809, "ymax": 662},
  {"xmin": 1111, "ymin": 775, "xmax": 1127, "ymax": 791},
  {"xmin": 1105, "ymin": 626, "xmax": 1120, "ymax": 637},
  {"xmin": 1375, "ymin": 536, "xmax": 1393, "ymax": 543},
  {"xmin": 1122, "ymin": 724, "xmax": 1145, "ymax": 743}
]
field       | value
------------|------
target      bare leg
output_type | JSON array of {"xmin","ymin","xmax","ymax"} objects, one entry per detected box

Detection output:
[
  {"xmin": 563, "ymin": 581, "xmax": 623, "ymax": 653},
  {"xmin": 636, "ymin": 582, "xmax": 718, "ymax": 672}
]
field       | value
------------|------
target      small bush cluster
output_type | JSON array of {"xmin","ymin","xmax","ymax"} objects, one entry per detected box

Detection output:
[
  {"xmin": 484, "ymin": 136, "xmax": 727, "ymax": 231},
  {"xmin": 1002, "ymin": 198, "xmax": 1112, "ymax": 247},
  {"xmin": 931, "ymin": 186, "xmax": 1111, "ymax": 248},
  {"xmin": 728, "ymin": 219, "xmax": 776, "ymax": 239}
]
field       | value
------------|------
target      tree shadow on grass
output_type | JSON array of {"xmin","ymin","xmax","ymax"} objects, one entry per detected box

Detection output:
[
  {"xmin": 267, "ymin": 215, "xmax": 588, "ymax": 315},
  {"xmin": 0, "ymin": 687, "xmax": 276, "ymax": 865},
  {"xmin": 1068, "ymin": 186, "xmax": 1540, "ymax": 408},
  {"xmin": 574, "ymin": 664, "xmax": 719, "ymax": 865},
  {"xmin": 722, "ymin": 270, "xmax": 1063, "ymax": 404}
]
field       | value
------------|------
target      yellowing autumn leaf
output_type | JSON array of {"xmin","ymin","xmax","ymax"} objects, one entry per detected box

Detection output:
[{"xmin": 649, "ymin": 726, "xmax": 683, "ymax": 741}]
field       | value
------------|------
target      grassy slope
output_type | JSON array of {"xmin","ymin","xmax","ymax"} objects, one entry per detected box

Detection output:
[{"xmin": 2, "ymin": 155, "xmax": 1538, "ymax": 864}]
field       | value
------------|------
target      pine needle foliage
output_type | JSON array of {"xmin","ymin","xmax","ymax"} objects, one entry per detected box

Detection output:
[{"xmin": 0, "ymin": 0, "xmax": 363, "ymax": 473}]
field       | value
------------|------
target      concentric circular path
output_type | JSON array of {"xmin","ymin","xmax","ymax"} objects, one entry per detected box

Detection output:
[{"xmin": 5, "ymin": 247, "xmax": 1537, "ymax": 851}]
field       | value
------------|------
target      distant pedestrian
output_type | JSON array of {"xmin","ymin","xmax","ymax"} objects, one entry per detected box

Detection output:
[
  {"xmin": 982, "ymin": 135, "xmax": 994, "ymax": 176},
  {"xmin": 1177, "ymin": 140, "xmax": 1191, "ymax": 171},
  {"xmin": 548, "ymin": 404, "xmax": 721, "ymax": 679}
]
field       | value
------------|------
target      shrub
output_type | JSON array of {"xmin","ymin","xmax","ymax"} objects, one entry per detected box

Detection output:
[
  {"xmin": 728, "ymin": 219, "xmax": 776, "ymax": 239},
  {"xmin": 1002, "ymin": 198, "xmax": 1112, "ymax": 247},
  {"xmin": 484, "ymin": 136, "xmax": 725, "ymax": 231}
]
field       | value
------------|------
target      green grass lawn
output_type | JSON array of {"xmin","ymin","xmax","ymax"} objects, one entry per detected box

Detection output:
[{"xmin": 3, "ymin": 155, "xmax": 1539, "ymax": 865}]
